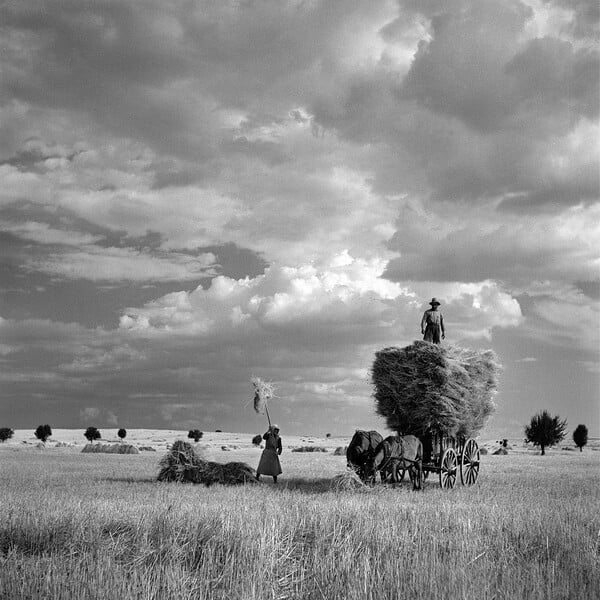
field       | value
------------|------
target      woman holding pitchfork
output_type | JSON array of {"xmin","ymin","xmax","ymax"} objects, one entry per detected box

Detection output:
[
  {"xmin": 251, "ymin": 377, "xmax": 283, "ymax": 483},
  {"xmin": 255, "ymin": 424, "xmax": 283, "ymax": 483}
]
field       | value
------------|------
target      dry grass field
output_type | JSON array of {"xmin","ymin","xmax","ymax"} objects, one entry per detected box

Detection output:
[{"xmin": 1, "ymin": 430, "xmax": 599, "ymax": 599}]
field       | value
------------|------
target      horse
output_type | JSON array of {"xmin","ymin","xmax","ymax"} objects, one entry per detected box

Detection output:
[
  {"xmin": 364, "ymin": 435, "xmax": 423, "ymax": 490},
  {"xmin": 346, "ymin": 430, "xmax": 384, "ymax": 482}
]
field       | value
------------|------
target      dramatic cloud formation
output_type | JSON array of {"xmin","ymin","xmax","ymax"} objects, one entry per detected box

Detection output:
[{"xmin": 0, "ymin": 0, "xmax": 597, "ymax": 436}]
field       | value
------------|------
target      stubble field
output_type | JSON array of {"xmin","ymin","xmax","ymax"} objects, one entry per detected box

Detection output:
[{"xmin": 1, "ymin": 431, "xmax": 599, "ymax": 600}]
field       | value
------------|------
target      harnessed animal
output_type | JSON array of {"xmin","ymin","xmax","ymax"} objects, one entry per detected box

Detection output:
[
  {"xmin": 365, "ymin": 435, "xmax": 423, "ymax": 490},
  {"xmin": 346, "ymin": 430, "xmax": 384, "ymax": 482}
]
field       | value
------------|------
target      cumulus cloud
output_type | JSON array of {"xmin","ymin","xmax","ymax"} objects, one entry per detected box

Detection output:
[
  {"xmin": 119, "ymin": 253, "xmax": 521, "ymax": 343},
  {"xmin": 1, "ymin": 252, "xmax": 524, "ymax": 430},
  {"xmin": 119, "ymin": 253, "xmax": 413, "ymax": 337},
  {"xmin": 0, "ymin": 0, "xmax": 597, "ymax": 434}
]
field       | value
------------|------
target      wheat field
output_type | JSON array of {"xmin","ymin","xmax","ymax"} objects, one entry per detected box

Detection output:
[{"xmin": 1, "ymin": 440, "xmax": 599, "ymax": 600}]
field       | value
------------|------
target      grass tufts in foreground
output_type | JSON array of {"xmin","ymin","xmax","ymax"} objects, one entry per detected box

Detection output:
[{"xmin": 0, "ymin": 450, "xmax": 599, "ymax": 600}]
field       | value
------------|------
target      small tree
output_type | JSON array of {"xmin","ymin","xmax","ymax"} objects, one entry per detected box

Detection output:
[
  {"xmin": 84, "ymin": 427, "xmax": 101, "ymax": 443},
  {"xmin": 252, "ymin": 434, "xmax": 262, "ymax": 446},
  {"xmin": 34, "ymin": 424, "xmax": 52, "ymax": 443},
  {"xmin": 188, "ymin": 429, "xmax": 203, "ymax": 443},
  {"xmin": 0, "ymin": 428, "xmax": 14, "ymax": 443},
  {"xmin": 524, "ymin": 410, "xmax": 567, "ymax": 456},
  {"xmin": 117, "ymin": 428, "xmax": 127, "ymax": 442},
  {"xmin": 572, "ymin": 424, "xmax": 588, "ymax": 453}
]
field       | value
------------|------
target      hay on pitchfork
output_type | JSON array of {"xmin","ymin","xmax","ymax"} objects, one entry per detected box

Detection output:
[
  {"xmin": 371, "ymin": 341, "xmax": 501, "ymax": 439},
  {"xmin": 251, "ymin": 376, "xmax": 275, "ymax": 416},
  {"xmin": 157, "ymin": 440, "xmax": 257, "ymax": 485}
]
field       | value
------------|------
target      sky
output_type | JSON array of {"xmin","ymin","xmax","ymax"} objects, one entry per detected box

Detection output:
[{"xmin": 0, "ymin": 0, "xmax": 598, "ymax": 439}]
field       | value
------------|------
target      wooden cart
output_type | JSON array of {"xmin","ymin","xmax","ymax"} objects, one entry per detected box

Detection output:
[{"xmin": 420, "ymin": 432, "xmax": 481, "ymax": 489}]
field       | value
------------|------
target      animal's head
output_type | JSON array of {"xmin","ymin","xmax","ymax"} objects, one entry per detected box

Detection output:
[
  {"xmin": 363, "ymin": 457, "xmax": 378, "ymax": 484},
  {"xmin": 348, "ymin": 431, "xmax": 368, "ymax": 457}
]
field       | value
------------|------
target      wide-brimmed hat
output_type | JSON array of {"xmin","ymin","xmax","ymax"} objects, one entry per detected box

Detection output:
[{"xmin": 429, "ymin": 298, "xmax": 441, "ymax": 306}]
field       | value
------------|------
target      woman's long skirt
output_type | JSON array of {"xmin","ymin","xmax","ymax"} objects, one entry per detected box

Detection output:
[{"xmin": 257, "ymin": 448, "xmax": 282, "ymax": 476}]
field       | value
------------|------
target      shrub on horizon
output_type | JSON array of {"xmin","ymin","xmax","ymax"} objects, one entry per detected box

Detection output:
[
  {"xmin": 188, "ymin": 429, "xmax": 203, "ymax": 443},
  {"xmin": 573, "ymin": 424, "xmax": 588, "ymax": 453},
  {"xmin": 251, "ymin": 434, "xmax": 262, "ymax": 446},
  {"xmin": 84, "ymin": 427, "xmax": 101, "ymax": 443},
  {"xmin": 34, "ymin": 424, "xmax": 52, "ymax": 443},
  {"xmin": 525, "ymin": 410, "xmax": 567, "ymax": 456},
  {"xmin": 0, "ymin": 428, "xmax": 14, "ymax": 443},
  {"xmin": 118, "ymin": 428, "xmax": 127, "ymax": 441}
]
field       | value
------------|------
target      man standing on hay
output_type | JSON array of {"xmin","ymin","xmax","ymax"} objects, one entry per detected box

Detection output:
[
  {"xmin": 421, "ymin": 297, "xmax": 445, "ymax": 344},
  {"xmin": 256, "ymin": 425, "xmax": 283, "ymax": 483}
]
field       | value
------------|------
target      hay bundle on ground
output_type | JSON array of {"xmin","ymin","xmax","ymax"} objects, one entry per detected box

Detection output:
[
  {"xmin": 157, "ymin": 440, "xmax": 256, "ymax": 485},
  {"xmin": 372, "ymin": 341, "xmax": 501, "ymax": 438},
  {"xmin": 330, "ymin": 469, "xmax": 371, "ymax": 492},
  {"xmin": 81, "ymin": 443, "xmax": 139, "ymax": 454}
]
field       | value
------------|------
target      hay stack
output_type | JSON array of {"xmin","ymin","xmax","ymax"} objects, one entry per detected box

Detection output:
[
  {"xmin": 330, "ymin": 470, "xmax": 370, "ymax": 492},
  {"xmin": 81, "ymin": 443, "xmax": 139, "ymax": 454},
  {"xmin": 157, "ymin": 440, "xmax": 256, "ymax": 485},
  {"xmin": 372, "ymin": 341, "xmax": 501, "ymax": 438}
]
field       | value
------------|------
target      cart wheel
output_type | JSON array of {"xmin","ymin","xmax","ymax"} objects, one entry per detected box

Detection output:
[
  {"xmin": 439, "ymin": 448, "xmax": 457, "ymax": 489},
  {"xmin": 460, "ymin": 439, "xmax": 480, "ymax": 485}
]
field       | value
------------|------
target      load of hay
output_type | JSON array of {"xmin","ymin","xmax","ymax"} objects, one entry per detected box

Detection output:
[
  {"xmin": 372, "ymin": 341, "xmax": 501, "ymax": 438},
  {"xmin": 81, "ymin": 443, "xmax": 139, "ymax": 454},
  {"xmin": 157, "ymin": 440, "xmax": 256, "ymax": 485}
]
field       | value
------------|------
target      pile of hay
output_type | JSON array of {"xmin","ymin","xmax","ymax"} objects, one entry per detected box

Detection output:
[
  {"xmin": 372, "ymin": 341, "xmax": 501, "ymax": 438},
  {"xmin": 330, "ymin": 470, "xmax": 370, "ymax": 492},
  {"xmin": 157, "ymin": 440, "xmax": 256, "ymax": 485},
  {"xmin": 291, "ymin": 446, "xmax": 328, "ymax": 453},
  {"xmin": 81, "ymin": 443, "xmax": 139, "ymax": 454}
]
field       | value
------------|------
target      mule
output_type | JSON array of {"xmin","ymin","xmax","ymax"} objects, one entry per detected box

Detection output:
[
  {"xmin": 365, "ymin": 435, "xmax": 423, "ymax": 490},
  {"xmin": 346, "ymin": 430, "xmax": 384, "ymax": 482}
]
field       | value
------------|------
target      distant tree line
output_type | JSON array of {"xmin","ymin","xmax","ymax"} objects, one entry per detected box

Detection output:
[{"xmin": 523, "ymin": 410, "xmax": 591, "ymax": 456}]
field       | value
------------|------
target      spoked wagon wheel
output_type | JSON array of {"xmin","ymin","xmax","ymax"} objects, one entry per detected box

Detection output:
[
  {"xmin": 460, "ymin": 438, "xmax": 480, "ymax": 486},
  {"xmin": 439, "ymin": 448, "xmax": 457, "ymax": 489}
]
